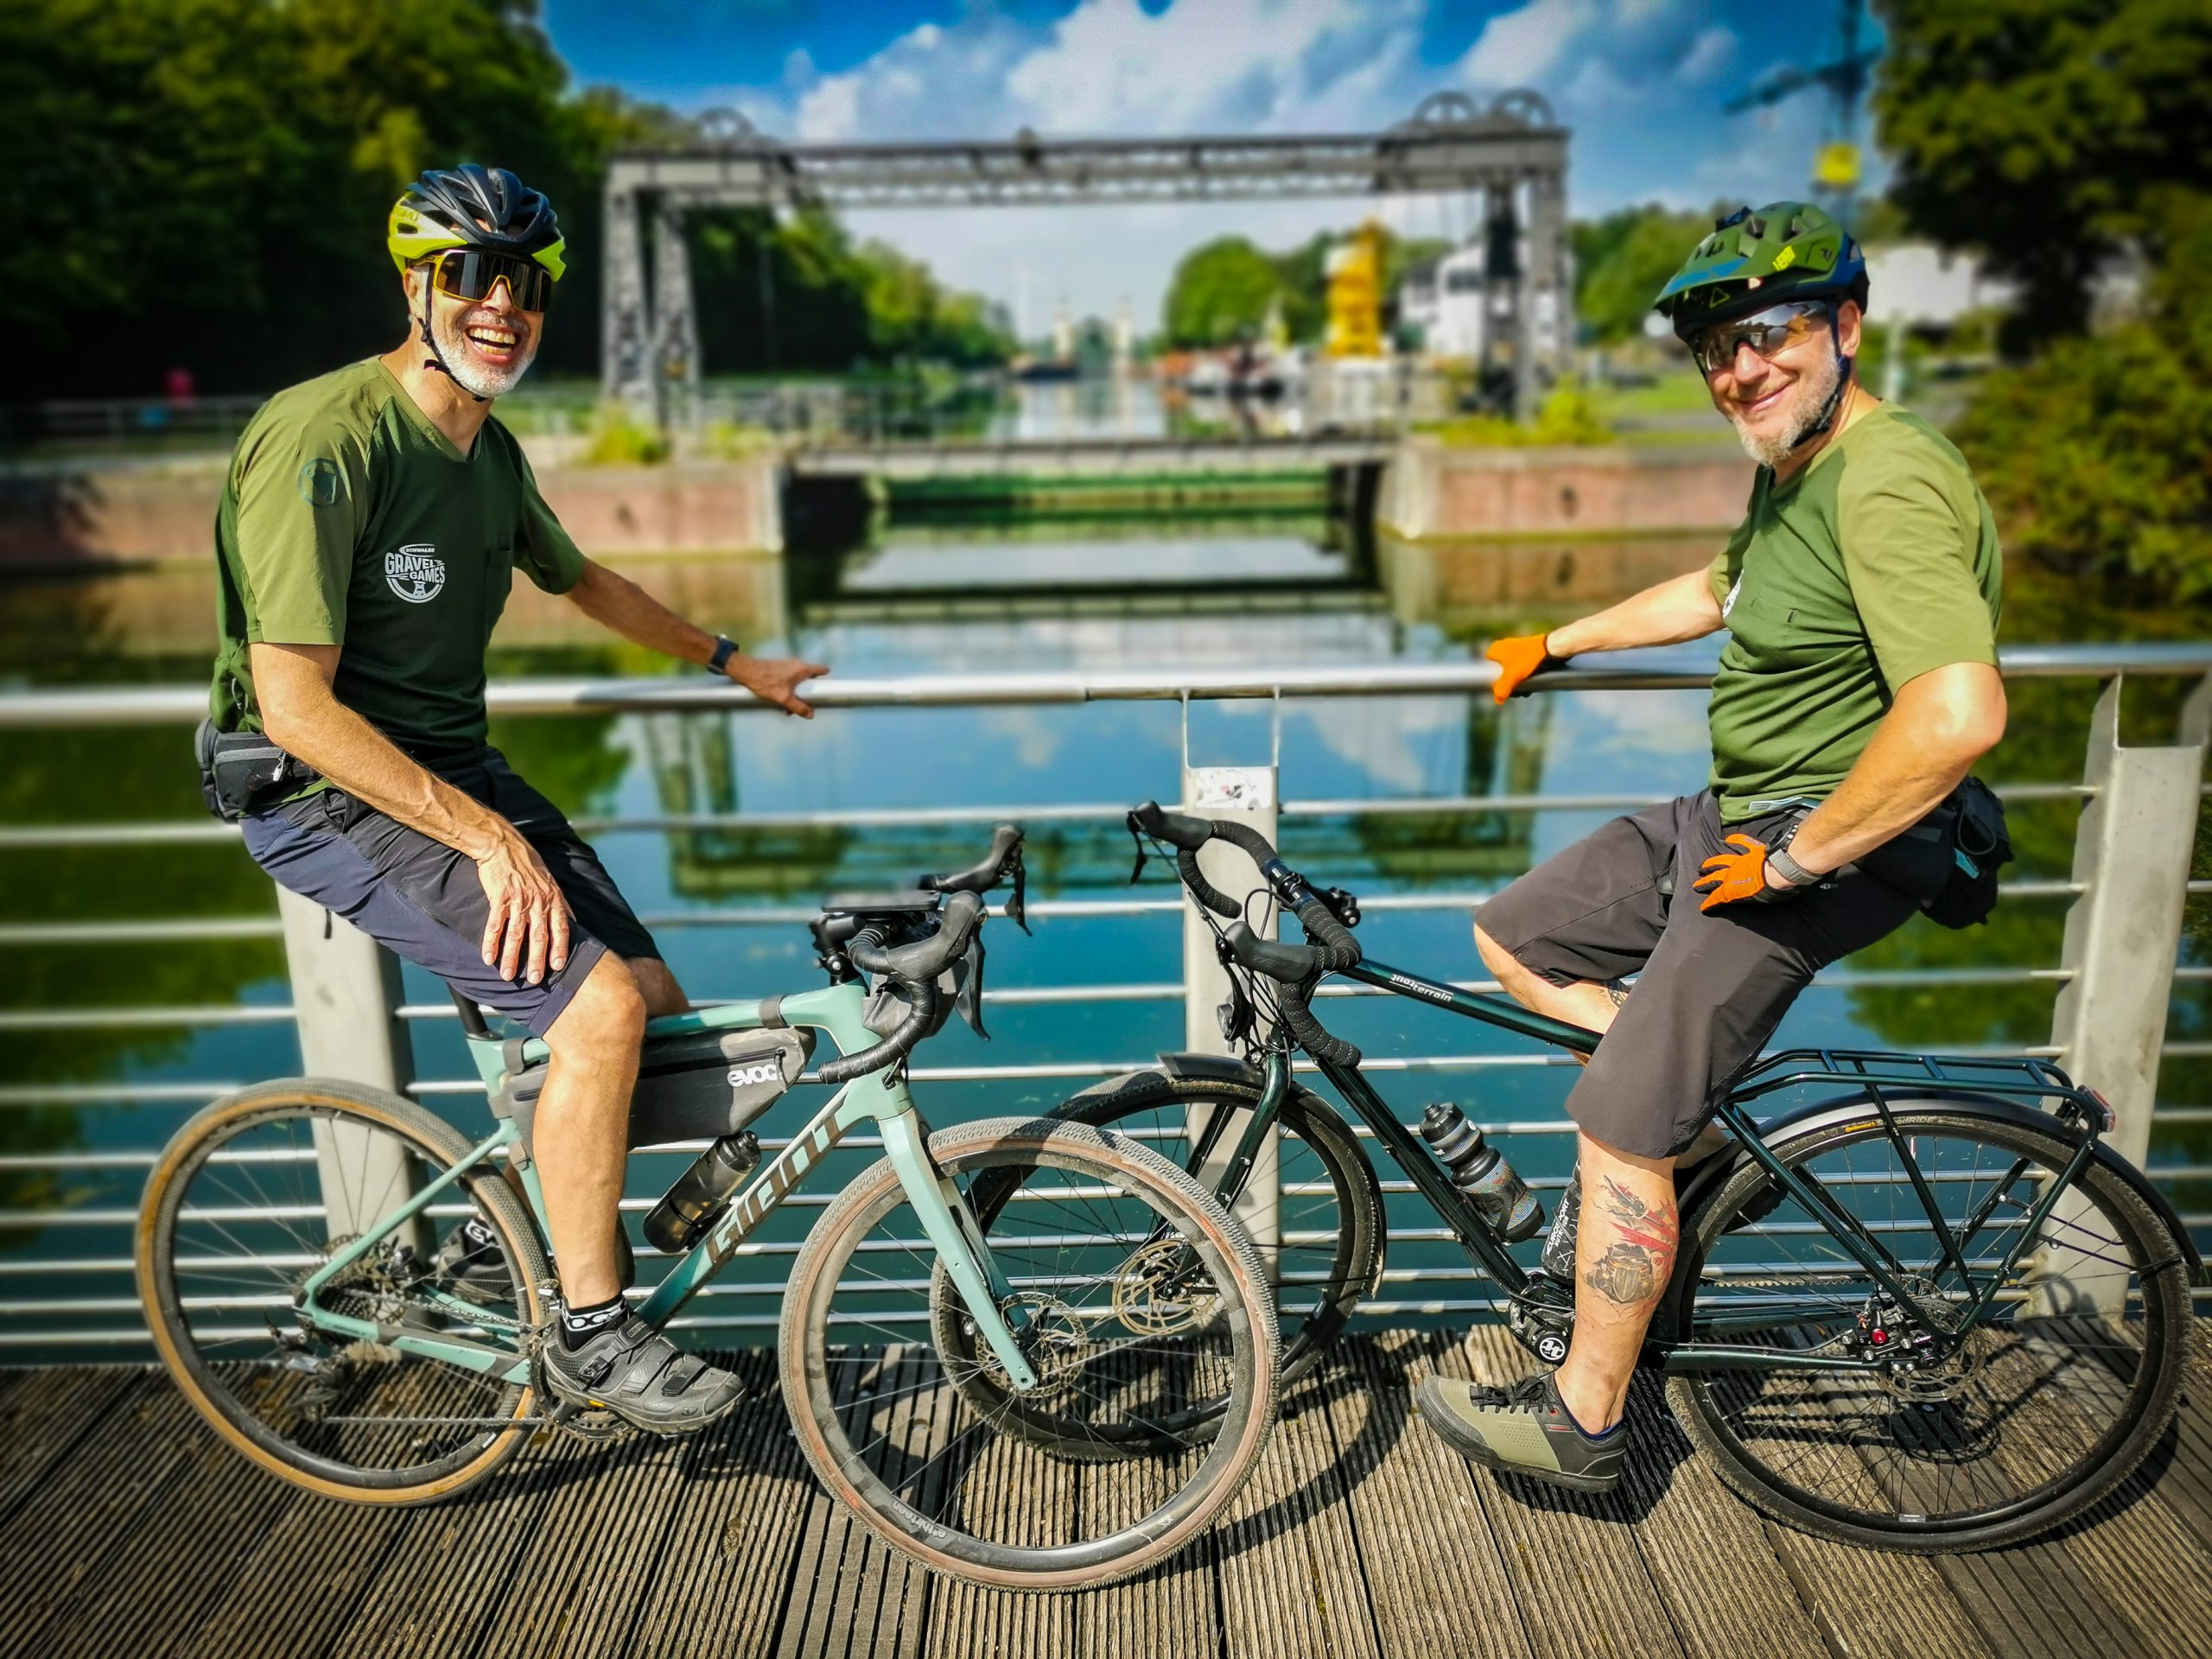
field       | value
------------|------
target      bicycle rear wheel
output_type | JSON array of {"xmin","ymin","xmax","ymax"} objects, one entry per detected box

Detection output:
[
  {"xmin": 1669, "ymin": 1102, "xmax": 2192, "ymax": 1551},
  {"xmin": 780, "ymin": 1116, "xmax": 1279, "ymax": 1591},
  {"xmin": 137, "ymin": 1081, "xmax": 546, "ymax": 1505}
]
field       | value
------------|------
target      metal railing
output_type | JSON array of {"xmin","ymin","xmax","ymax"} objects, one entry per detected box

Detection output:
[{"xmin": 0, "ymin": 643, "xmax": 2205, "ymax": 1348}]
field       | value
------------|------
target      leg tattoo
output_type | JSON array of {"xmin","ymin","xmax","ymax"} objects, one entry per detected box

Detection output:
[
  {"xmin": 1583, "ymin": 1177, "xmax": 1679, "ymax": 1307},
  {"xmin": 1602, "ymin": 979, "xmax": 1631, "ymax": 1011}
]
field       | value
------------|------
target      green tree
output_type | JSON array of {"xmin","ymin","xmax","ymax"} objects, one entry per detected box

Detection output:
[
  {"xmin": 1162, "ymin": 238, "xmax": 1285, "ymax": 347},
  {"xmin": 0, "ymin": 0, "xmax": 673, "ymax": 396},
  {"xmin": 1951, "ymin": 207, "xmax": 2212, "ymax": 601},
  {"xmin": 1873, "ymin": 0, "xmax": 2212, "ymax": 350},
  {"xmin": 1571, "ymin": 205, "xmax": 1711, "ymax": 342}
]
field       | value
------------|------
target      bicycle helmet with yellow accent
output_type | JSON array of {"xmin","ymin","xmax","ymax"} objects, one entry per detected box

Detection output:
[
  {"xmin": 387, "ymin": 164, "xmax": 565, "ymax": 279},
  {"xmin": 1651, "ymin": 200, "xmax": 1865, "ymax": 330}
]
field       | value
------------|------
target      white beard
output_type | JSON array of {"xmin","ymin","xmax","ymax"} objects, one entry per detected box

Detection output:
[
  {"xmin": 1728, "ymin": 347, "xmax": 1844, "ymax": 469},
  {"xmin": 429, "ymin": 303, "xmax": 539, "ymax": 400}
]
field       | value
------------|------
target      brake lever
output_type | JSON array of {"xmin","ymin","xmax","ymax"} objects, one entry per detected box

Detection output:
[
  {"xmin": 1006, "ymin": 846, "xmax": 1029, "ymax": 935},
  {"xmin": 1127, "ymin": 820, "xmax": 1149, "ymax": 886},
  {"xmin": 955, "ymin": 934, "xmax": 989, "ymax": 1040}
]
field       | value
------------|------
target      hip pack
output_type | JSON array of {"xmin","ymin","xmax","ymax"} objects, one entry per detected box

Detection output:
[
  {"xmin": 1854, "ymin": 776, "xmax": 2012, "ymax": 930},
  {"xmin": 194, "ymin": 719, "xmax": 321, "ymax": 823}
]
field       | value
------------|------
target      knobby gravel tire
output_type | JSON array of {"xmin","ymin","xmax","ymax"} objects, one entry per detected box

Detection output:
[{"xmin": 779, "ymin": 1116, "xmax": 1281, "ymax": 1592}]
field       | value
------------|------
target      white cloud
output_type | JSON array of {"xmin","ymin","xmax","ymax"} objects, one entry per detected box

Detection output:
[
  {"xmin": 658, "ymin": 0, "xmax": 1863, "ymax": 327},
  {"xmin": 1457, "ymin": 0, "xmax": 1600, "ymax": 91},
  {"xmin": 1677, "ymin": 25, "xmax": 1737, "ymax": 84}
]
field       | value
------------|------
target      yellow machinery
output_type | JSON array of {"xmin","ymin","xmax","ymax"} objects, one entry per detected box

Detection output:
[{"xmin": 1325, "ymin": 220, "xmax": 1384, "ymax": 359}]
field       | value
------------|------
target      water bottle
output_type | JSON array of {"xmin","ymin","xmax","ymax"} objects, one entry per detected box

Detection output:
[
  {"xmin": 1420, "ymin": 1104, "xmax": 1543, "ymax": 1243},
  {"xmin": 643, "ymin": 1132, "xmax": 761, "ymax": 1255}
]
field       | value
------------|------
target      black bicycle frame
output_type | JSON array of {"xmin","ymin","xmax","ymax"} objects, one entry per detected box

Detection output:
[{"xmin": 1197, "ymin": 953, "xmax": 2101, "ymax": 1375}]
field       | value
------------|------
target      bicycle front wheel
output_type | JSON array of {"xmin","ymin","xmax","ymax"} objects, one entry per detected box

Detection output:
[
  {"xmin": 1670, "ymin": 1102, "xmax": 2192, "ymax": 1552},
  {"xmin": 137, "ymin": 1080, "xmax": 546, "ymax": 1505},
  {"xmin": 779, "ymin": 1116, "xmax": 1280, "ymax": 1592}
]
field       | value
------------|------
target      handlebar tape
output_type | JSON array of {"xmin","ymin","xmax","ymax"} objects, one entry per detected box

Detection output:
[
  {"xmin": 1279, "ymin": 976, "xmax": 1361, "ymax": 1066},
  {"xmin": 818, "ymin": 982, "xmax": 938, "ymax": 1086},
  {"xmin": 1290, "ymin": 895, "xmax": 1361, "ymax": 969},
  {"xmin": 847, "ymin": 891, "xmax": 984, "ymax": 981},
  {"xmin": 1177, "ymin": 848, "xmax": 1242, "ymax": 919}
]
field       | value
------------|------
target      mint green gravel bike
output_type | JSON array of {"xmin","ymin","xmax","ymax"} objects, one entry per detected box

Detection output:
[{"xmin": 137, "ymin": 827, "xmax": 1281, "ymax": 1592}]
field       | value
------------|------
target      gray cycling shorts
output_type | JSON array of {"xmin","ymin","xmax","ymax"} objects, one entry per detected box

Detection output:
[
  {"xmin": 1475, "ymin": 790, "xmax": 1917, "ymax": 1160},
  {"xmin": 242, "ymin": 747, "xmax": 660, "ymax": 1038}
]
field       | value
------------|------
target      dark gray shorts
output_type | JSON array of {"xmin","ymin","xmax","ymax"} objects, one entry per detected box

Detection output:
[
  {"xmin": 242, "ymin": 747, "xmax": 660, "ymax": 1038},
  {"xmin": 1475, "ymin": 790, "xmax": 1917, "ymax": 1160}
]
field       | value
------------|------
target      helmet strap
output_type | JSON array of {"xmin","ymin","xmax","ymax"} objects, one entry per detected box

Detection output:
[
  {"xmin": 416, "ymin": 270, "xmax": 488, "ymax": 405},
  {"xmin": 1789, "ymin": 306, "xmax": 1851, "ymax": 453}
]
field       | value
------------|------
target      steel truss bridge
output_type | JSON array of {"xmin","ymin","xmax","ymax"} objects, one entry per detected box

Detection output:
[{"xmin": 603, "ymin": 92, "xmax": 1570, "ymax": 428}]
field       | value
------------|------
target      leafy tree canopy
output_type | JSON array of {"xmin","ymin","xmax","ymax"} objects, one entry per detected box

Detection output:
[
  {"xmin": 0, "ymin": 0, "xmax": 1008, "ymax": 397},
  {"xmin": 1955, "ymin": 201, "xmax": 2212, "ymax": 603},
  {"xmin": 1873, "ymin": 0, "xmax": 2212, "ymax": 350},
  {"xmin": 1570, "ymin": 205, "xmax": 1712, "ymax": 343}
]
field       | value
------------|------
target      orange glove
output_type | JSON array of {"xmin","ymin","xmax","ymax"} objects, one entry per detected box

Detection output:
[
  {"xmin": 1693, "ymin": 834, "xmax": 1791, "ymax": 912},
  {"xmin": 1485, "ymin": 633, "xmax": 1557, "ymax": 704}
]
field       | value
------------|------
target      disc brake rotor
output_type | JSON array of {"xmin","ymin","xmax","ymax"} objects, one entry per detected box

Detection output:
[
  {"xmin": 1112, "ymin": 1237, "xmax": 1222, "ymax": 1337},
  {"xmin": 971, "ymin": 1291, "xmax": 1090, "ymax": 1399}
]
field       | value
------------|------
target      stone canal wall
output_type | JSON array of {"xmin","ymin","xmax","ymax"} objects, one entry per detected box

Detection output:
[
  {"xmin": 0, "ymin": 451, "xmax": 785, "ymax": 568},
  {"xmin": 1, "ymin": 441, "xmax": 1753, "ymax": 569},
  {"xmin": 1376, "ymin": 437, "xmax": 1751, "ymax": 542}
]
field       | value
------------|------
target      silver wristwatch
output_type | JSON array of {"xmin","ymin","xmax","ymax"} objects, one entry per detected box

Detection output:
[{"xmin": 1768, "ymin": 842, "xmax": 1823, "ymax": 888}]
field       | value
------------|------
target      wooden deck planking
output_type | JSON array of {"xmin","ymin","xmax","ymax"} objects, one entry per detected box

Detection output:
[
  {"xmin": 1455, "ymin": 1327, "xmax": 1693, "ymax": 1659},
  {"xmin": 3, "ymin": 1326, "xmax": 2210, "ymax": 1659},
  {"xmin": 0, "ymin": 1376, "xmax": 213, "ymax": 1659},
  {"xmin": 1320, "ymin": 1332, "xmax": 1538, "ymax": 1659}
]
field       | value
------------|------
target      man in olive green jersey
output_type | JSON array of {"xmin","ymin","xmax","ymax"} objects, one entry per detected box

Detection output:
[
  {"xmin": 209, "ymin": 164, "xmax": 827, "ymax": 1433},
  {"xmin": 1417, "ymin": 203, "xmax": 2007, "ymax": 1491}
]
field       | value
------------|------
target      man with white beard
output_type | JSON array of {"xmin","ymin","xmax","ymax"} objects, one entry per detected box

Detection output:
[
  {"xmin": 201, "ymin": 165, "xmax": 827, "ymax": 1435},
  {"xmin": 1416, "ymin": 202, "xmax": 2010, "ymax": 1492}
]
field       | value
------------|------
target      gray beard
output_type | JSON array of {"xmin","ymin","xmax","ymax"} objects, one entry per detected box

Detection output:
[
  {"xmin": 430, "ymin": 306, "xmax": 538, "ymax": 400},
  {"xmin": 1728, "ymin": 347, "xmax": 1843, "ymax": 469}
]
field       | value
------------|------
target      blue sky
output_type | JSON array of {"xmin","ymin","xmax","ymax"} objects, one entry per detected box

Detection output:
[{"xmin": 539, "ymin": 0, "xmax": 1880, "ymax": 324}]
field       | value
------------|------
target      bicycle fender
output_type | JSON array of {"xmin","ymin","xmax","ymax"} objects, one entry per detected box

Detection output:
[{"xmin": 1677, "ymin": 1092, "xmax": 2203, "ymax": 1285}]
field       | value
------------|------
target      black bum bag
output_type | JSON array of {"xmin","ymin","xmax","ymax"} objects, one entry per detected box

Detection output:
[
  {"xmin": 194, "ymin": 719, "xmax": 321, "ymax": 823},
  {"xmin": 1853, "ymin": 775, "xmax": 2012, "ymax": 930}
]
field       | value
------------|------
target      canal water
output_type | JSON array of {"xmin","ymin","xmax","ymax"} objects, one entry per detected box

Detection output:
[{"xmin": 0, "ymin": 470, "xmax": 2204, "ymax": 1353}]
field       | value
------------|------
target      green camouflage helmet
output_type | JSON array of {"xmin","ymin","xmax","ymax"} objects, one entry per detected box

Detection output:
[{"xmin": 1651, "ymin": 200, "xmax": 1867, "ymax": 334}]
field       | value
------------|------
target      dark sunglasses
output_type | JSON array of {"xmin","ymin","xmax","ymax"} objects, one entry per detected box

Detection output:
[
  {"xmin": 428, "ymin": 249, "xmax": 555, "ymax": 312},
  {"xmin": 1686, "ymin": 299, "xmax": 1830, "ymax": 375}
]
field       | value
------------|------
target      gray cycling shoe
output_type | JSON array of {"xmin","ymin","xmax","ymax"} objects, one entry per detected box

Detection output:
[
  {"xmin": 1415, "ymin": 1370, "xmax": 1627, "ymax": 1493},
  {"xmin": 538, "ymin": 1312, "xmax": 747, "ymax": 1435}
]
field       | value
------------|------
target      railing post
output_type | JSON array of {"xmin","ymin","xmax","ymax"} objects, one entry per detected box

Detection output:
[
  {"xmin": 2031, "ymin": 674, "xmax": 2209, "ymax": 1311},
  {"xmin": 276, "ymin": 888, "xmax": 424, "ymax": 1244},
  {"xmin": 1181, "ymin": 758, "xmax": 1281, "ymax": 1272}
]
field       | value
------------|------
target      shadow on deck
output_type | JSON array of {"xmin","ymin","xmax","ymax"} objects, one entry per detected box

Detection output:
[{"xmin": 2, "ymin": 1326, "xmax": 2209, "ymax": 1659}]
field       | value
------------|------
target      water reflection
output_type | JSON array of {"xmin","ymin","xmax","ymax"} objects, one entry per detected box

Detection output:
[{"xmin": 1, "ymin": 492, "xmax": 2202, "ymax": 1338}]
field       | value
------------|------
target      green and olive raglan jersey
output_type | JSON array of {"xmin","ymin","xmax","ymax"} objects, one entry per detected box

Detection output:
[
  {"xmin": 1704, "ymin": 404, "xmax": 2002, "ymax": 823},
  {"xmin": 209, "ymin": 358, "xmax": 585, "ymax": 770}
]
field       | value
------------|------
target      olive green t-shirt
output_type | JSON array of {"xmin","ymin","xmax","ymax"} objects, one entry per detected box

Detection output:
[
  {"xmin": 1704, "ymin": 404, "xmax": 2002, "ymax": 823},
  {"xmin": 208, "ymin": 359, "xmax": 585, "ymax": 768}
]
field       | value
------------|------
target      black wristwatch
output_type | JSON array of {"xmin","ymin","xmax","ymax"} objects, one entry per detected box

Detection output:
[{"xmin": 705, "ymin": 634, "xmax": 739, "ymax": 676}]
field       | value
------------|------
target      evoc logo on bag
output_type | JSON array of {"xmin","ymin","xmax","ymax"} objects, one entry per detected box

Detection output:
[
  {"xmin": 385, "ymin": 544, "xmax": 446, "ymax": 603},
  {"xmin": 728, "ymin": 1061, "xmax": 784, "ymax": 1088}
]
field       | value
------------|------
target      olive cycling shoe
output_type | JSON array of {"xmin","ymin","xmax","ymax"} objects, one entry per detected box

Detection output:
[
  {"xmin": 538, "ymin": 1308, "xmax": 747, "ymax": 1435},
  {"xmin": 1415, "ymin": 1370, "xmax": 1626, "ymax": 1494}
]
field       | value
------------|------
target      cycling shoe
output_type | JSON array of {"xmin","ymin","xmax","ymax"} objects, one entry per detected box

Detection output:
[{"xmin": 538, "ymin": 1310, "xmax": 746, "ymax": 1435}]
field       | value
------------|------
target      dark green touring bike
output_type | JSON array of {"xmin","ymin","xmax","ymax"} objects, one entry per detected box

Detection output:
[{"xmin": 990, "ymin": 801, "xmax": 2202, "ymax": 1553}]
